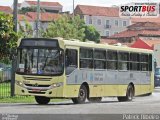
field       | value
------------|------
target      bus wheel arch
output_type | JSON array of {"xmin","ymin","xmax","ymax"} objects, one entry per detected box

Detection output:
[
  {"xmin": 82, "ymin": 82, "xmax": 90, "ymax": 99},
  {"xmin": 71, "ymin": 82, "xmax": 89, "ymax": 104},
  {"xmin": 126, "ymin": 83, "xmax": 135, "ymax": 101},
  {"xmin": 129, "ymin": 82, "xmax": 135, "ymax": 96},
  {"xmin": 117, "ymin": 83, "xmax": 135, "ymax": 102}
]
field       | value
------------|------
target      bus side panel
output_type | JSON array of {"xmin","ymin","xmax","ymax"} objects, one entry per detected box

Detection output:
[
  {"xmin": 101, "ymin": 85, "xmax": 119, "ymax": 97},
  {"xmin": 89, "ymin": 85, "xmax": 102, "ymax": 97},
  {"xmin": 63, "ymin": 84, "xmax": 80, "ymax": 98}
]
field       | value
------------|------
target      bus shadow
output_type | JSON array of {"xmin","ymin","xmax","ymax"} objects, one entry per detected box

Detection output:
[{"xmin": 17, "ymin": 100, "xmax": 119, "ymax": 106}]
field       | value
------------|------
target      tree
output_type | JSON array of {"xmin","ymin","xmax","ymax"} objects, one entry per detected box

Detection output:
[
  {"xmin": 18, "ymin": 19, "xmax": 33, "ymax": 38},
  {"xmin": 84, "ymin": 25, "xmax": 100, "ymax": 43},
  {"xmin": 0, "ymin": 12, "xmax": 18, "ymax": 63},
  {"xmin": 42, "ymin": 15, "xmax": 100, "ymax": 42},
  {"xmin": 18, "ymin": 7, "xmax": 45, "ymax": 14},
  {"xmin": 42, "ymin": 15, "xmax": 85, "ymax": 41}
]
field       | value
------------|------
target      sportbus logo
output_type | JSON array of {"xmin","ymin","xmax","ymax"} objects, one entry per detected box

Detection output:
[{"xmin": 119, "ymin": 2, "xmax": 159, "ymax": 18}]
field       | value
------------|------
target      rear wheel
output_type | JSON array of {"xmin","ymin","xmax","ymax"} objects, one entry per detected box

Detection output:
[
  {"xmin": 72, "ymin": 85, "xmax": 87, "ymax": 104},
  {"xmin": 117, "ymin": 85, "xmax": 134, "ymax": 102},
  {"xmin": 35, "ymin": 96, "xmax": 50, "ymax": 105},
  {"xmin": 88, "ymin": 97, "xmax": 102, "ymax": 103}
]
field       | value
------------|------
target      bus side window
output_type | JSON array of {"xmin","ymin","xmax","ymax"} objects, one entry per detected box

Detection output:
[{"xmin": 65, "ymin": 49, "xmax": 77, "ymax": 75}]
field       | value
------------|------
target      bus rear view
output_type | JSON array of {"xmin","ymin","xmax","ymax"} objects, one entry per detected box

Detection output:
[{"xmin": 15, "ymin": 38, "xmax": 64, "ymax": 104}]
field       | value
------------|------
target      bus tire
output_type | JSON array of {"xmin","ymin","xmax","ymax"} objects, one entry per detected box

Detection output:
[
  {"xmin": 117, "ymin": 85, "xmax": 134, "ymax": 102},
  {"xmin": 145, "ymin": 93, "xmax": 152, "ymax": 96},
  {"xmin": 71, "ymin": 85, "xmax": 87, "ymax": 104},
  {"xmin": 88, "ymin": 97, "xmax": 102, "ymax": 103},
  {"xmin": 35, "ymin": 96, "xmax": 50, "ymax": 105}
]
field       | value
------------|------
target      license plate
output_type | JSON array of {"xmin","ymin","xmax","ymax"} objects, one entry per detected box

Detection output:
[{"xmin": 32, "ymin": 89, "xmax": 41, "ymax": 92}]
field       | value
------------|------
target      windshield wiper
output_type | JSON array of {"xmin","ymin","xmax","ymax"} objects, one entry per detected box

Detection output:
[{"xmin": 42, "ymin": 53, "xmax": 49, "ymax": 70}]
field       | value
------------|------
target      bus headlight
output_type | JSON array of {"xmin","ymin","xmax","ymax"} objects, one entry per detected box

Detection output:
[
  {"xmin": 50, "ymin": 82, "xmax": 63, "ymax": 89},
  {"xmin": 15, "ymin": 80, "xmax": 24, "ymax": 87}
]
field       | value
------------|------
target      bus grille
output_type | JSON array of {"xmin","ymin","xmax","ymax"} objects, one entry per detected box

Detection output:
[
  {"xmin": 25, "ymin": 84, "xmax": 50, "ymax": 87},
  {"xmin": 28, "ymin": 91, "xmax": 46, "ymax": 94},
  {"xmin": 23, "ymin": 76, "xmax": 51, "ymax": 81}
]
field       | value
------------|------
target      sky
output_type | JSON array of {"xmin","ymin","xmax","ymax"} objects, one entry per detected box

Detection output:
[{"xmin": 0, "ymin": 0, "xmax": 159, "ymax": 12}]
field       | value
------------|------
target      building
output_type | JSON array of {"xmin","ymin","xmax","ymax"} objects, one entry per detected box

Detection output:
[
  {"xmin": 131, "ymin": 39, "xmax": 160, "ymax": 67},
  {"xmin": 101, "ymin": 22, "xmax": 160, "ymax": 45},
  {"xmin": 74, "ymin": 5, "xmax": 131, "ymax": 37},
  {"xmin": 131, "ymin": 17, "xmax": 160, "ymax": 24},
  {"xmin": 18, "ymin": 12, "xmax": 60, "ymax": 37},
  {"xmin": 131, "ymin": 39, "xmax": 160, "ymax": 50},
  {"xmin": 0, "ymin": 6, "xmax": 12, "ymax": 14},
  {"xmin": 19, "ymin": 0, "xmax": 63, "ymax": 13}
]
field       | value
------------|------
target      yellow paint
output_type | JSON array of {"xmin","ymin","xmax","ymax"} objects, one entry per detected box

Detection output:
[{"xmin": 15, "ymin": 38, "xmax": 154, "ymax": 99}]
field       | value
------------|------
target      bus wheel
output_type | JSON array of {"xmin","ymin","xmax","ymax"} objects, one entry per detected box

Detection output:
[
  {"xmin": 88, "ymin": 97, "xmax": 102, "ymax": 103},
  {"xmin": 117, "ymin": 85, "xmax": 134, "ymax": 102},
  {"xmin": 71, "ymin": 85, "xmax": 87, "ymax": 104},
  {"xmin": 35, "ymin": 96, "xmax": 50, "ymax": 105}
]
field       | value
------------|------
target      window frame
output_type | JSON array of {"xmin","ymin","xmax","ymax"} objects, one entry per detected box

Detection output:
[
  {"xmin": 115, "ymin": 20, "xmax": 119, "ymax": 26},
  {"xmin": 123, "ymin": 20, "xmax": 127, "ymax": 27},
  {"xmin": 97, "ymin": 19, "xmax": 101, "ymax": 25},
  {"xmin": 94, "ymin": 49, "xmax": 106, "ymax": 70},
  {"xmin": 107, "ymin": 50, "xmax": 118, "ymax": 70},
  {"xmin": 80, "ymin": 48, "xmax": 94, "ymax": 69}
]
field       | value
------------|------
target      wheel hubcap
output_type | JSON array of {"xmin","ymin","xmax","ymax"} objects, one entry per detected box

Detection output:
[
  {"xmin": 79, "ymin": 89, "xmax": 85, "ymax": 100},
  {"xmin": 128, "ymin": 88, "xmax": 133, "ymax": 100}
]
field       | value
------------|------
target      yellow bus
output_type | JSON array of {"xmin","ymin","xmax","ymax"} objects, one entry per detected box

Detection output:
[{"xmin": 15, "ymin": 38, "xmax": 154, "ymax": 104}]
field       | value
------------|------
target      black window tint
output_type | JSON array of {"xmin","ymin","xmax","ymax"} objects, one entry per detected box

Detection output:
[
  {"xmin": 94, "ymin": 50, "xmax": 106, "ymax": 69},
  {"xmin": 107, "ymin": 61, "xmax": 117, "ymax": 70},
  {"xmin": 130, "ymin": 53, "xmax": 140, "ymax": 62},
  {"xmin": 94, "ymin": 50, "xmax": 106, "ymax": 59},
  {"xmin": 149, "ymin": 54, "xmax": 152, "ymax": 71},
  {"xmin": 118, "ymin": 62, "xmax": 129, "ymax": 70},
  {"xmin": 80, "ymin": 48, "xmax": 93, "ymax": 69},
  {"xmin": 118, "ymin": 52, "xmax": 129, "ymax": 61},
  {"xmin": 107, "ymin": 51, "xmax": 117, "ymax": 60},
  {"xmin": 130, "ymin": 53, "xmax": 140, "ymax": 71},
  {"xmin": 118, "ymin": 52, "xmax": 129, "ymax": 70},
  {"xmin": 130, "ymin": 63, "xmax": 140, "ymax": 71},
  {"xmin": 80, "ymin": 49, "xmax": 93, "ymax": 58},
  {"xmin": 94, "ymin": 60, "xmax": 105, "ymax": 69},
  {"xmin": 65, "ymin": 49, "xmax": 77, "ymax": 67},
  {"xmin": 107, "ymin": 50, "xmax": 118, "ymax": 70},
  {"xmin": 140, "ymin": 54, "xmax": 149, "ymax": 71},
  {"xmin": 80, "ymin": 59, "xmax": 93, "ymax": 68},
  {"xmin": 141, "ymin": 54, "xmax": 148, "ymax": 62}
]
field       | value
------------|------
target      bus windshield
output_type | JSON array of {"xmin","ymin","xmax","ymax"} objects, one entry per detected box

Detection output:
[{"xmin": 16, "ymin": 48, "xmax": 64, "ymax": 75}]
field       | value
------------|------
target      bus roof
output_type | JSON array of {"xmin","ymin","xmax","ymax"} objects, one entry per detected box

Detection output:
[{"xmin": 62, "ymin": 39, "xmax": 153, "ymax": 54}]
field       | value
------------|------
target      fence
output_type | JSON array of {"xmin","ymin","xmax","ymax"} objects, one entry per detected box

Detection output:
[{"xmin": 0, "ymin": 63, "xmax": 12, "ymax": 98}]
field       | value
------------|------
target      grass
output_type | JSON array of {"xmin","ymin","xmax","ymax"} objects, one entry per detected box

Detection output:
[
  {"xmin": 0, "ymin": 82, "xmax": 68, "ymax": 103},
  {"xmin": 0, "ymin": 96, "xmax": 68, "ymax": 103},
  {"xmin": 0, "ymin": 81, "xmax": 10, "ymax": 97}
]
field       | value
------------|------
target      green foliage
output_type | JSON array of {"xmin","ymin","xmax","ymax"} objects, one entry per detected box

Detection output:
[
  {"xmin": 0, "ymin": 57, "xmax": 11, "ymax": 64},
  {"xmin": 42, "ymin": 15, "xmax": 85, "ymax": 41},
  {"xmin": 18, "ymin": 19, "xmax": 33, "ymax": 38},
  {"xmin": 84, "ymin": 25, "xmax": 100, "ymax": 43},
  {"xmin": 42, "ymin": 15, "xmax": 100, "ymax": 42},
  {"xmin": 0, "ymin": 12, "xmax": 18, "ymax": 62},
  {"xmin": 18, "ymin": 7, "xmax": 45, "ymax": 14}
]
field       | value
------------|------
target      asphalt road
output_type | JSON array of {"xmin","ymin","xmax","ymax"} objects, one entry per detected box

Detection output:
[{"xmin": 1, "ymin": 88, "xmax": 160, "ymax": 120}]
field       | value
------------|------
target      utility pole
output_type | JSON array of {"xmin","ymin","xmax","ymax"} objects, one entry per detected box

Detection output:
[
  {"xmin": 73, "ymin": 0, "xmax": 75, "ymax": 17},
  {"xmin": 36, "ymin": 0, "xmax": 40, "ymax": 38},
  {"xmin": 11, "ymin": 0, "xmax": 18, "ymax": 97},
  {"xmin": 13, "ymin": 0, "xmax": 18, "ymax": 32}
]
